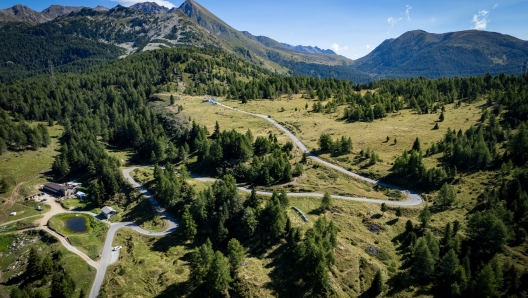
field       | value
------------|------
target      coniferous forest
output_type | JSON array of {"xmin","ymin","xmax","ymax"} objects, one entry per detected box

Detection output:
[{"xmin": 1, "ymin": 44, "xmax": 528, "ymax": 296}]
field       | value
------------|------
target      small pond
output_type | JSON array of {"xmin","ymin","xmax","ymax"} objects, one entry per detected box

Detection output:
[{"xmin": 65, "ymin": 217, "xmax": 88, "ymax": 233}]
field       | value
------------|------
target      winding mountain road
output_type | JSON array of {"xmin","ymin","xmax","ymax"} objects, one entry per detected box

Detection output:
[
  {"xmin": 2, "ymin": 101, "xmax": 422, "ymax": 298},
  {"xmin": 215, "ymin": 101, "xmax": 423, "ymax": 206},
  {"xmin": 88, "ymin": 168, "xmax": 179, "ymax": 298}
]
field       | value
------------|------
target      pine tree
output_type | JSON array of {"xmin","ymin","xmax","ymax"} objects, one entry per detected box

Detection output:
[
  {"xmin": 227, "ymin": 238, "xmax": 245, "ymax": 276},
  {"xmin": 372, "ymin": 270, "xmax": 384, "ymax": 294},
  {"xmin": 170, "ymin": 94, "xmax": 175, "ymax": 105},
  {"xmin": 41, "ymin": 254, "xmax": 54, "ymax": 274},
  {"xmin": 412, "ymin": 238, "xmax": 435, "ymax": 282},
  {"xmin": 454, "ymin": 266, "xmax": 468, "ymax": 291},
  {"xmin": 212, "ymin": 121, "xmax": 220, "ymax": 139},
  {"xmin": 207, "ymin": 251, "xmax": 232, "ymax": 295},
  {"xmin": 241, "ymin": 207, "xmax": 258, "ymax": 238},
  {"xmin": 27, "ymin": 246, "xmax": 41, "ymax": 277},
  {"xmin": 181, "ymin": 206, "xmax": 197, "ymax": 241},
  {"xmin": 473, "ymin": 263, "xmax": 500, "ymax": 298},
  {"xmin": 453, "ymin": 220, "xmax": 461, "ymax": 235},
  {"xmin": 301, "ymin": 152, "xmax": 308, "ymax": 164},
  {"xmin": 246, "ymin": 187, "xmax": 261, "ymax": 209},
  {"xmin": 438, "ymin": 183, "xmax": 457, "ymax": 206},
  {"xmin": 439, "ymin": 111, "xmax": 445, "ymax": 122},
  {"xmin": 321, "ymin": 192, "xmax": 332, "ymax": 210},
  {"xmin": 279, "ymin": 189, "xmax": 289, "ymax": 208},
  {"xmin": 190, "ymin": 239, "xmax": 214, "ymax": 283},
  {"xmin": 380, "ymin": 202, "xmax": 388, "ymax": 213},
  {"xmin": 425, "ymin": 232, "xmax": 440, "ymax": 261},
  {"xmin": 313, "ymin": 258, "xmax": 330, "ymax": 294},
  {"xmin": 269, "ymin": 200, "xmax": 286, "ymax": 238},
  {"xmin": 419, "ymin": 204, "xmax": 431, "ymax": 229},
  {"xmin": 396, "ymin": 206, "xmax": 402, "ymax": 218},
  {"xmin": 442, "ymin": 222, "xmax": 452, "ymax": 251},
  {"xmin": 437, "ymin": 249, "xmax": 459, "ymax": 284}
]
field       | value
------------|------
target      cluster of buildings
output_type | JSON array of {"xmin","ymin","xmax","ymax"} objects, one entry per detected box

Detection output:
[
  {"xmin": 41, "ymin": 181, "xmax": 116, "ymax": 219},
  {"xmin": 41, "ymin": 182, "xmax": 86, "ymax": 200}
]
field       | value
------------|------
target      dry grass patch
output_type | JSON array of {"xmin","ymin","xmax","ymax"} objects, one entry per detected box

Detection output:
[
  {"xmin": 223, "ymin": 96, "xmax": 483, "ymax": 178},
  {"xmin": 154, "ymin": 93, "xmax": 291, "ymax": 144}
]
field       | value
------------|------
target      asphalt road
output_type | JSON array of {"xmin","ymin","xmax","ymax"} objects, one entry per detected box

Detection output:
[
  {"xmin": 89, "ymin": 100, "xmax": 422, "ymax": 296},
  {"xmin": 88, "ymin": 169, "xmax": 179, "ymax": 298},
  {"xmin": 215, "ymin": 102, "xmax": 423, "ymax": 206}
]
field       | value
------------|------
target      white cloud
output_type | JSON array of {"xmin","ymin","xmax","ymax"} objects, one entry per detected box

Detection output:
[
  {"xmin": 471, "ymin": 10, "xmax": 490, "ymax": 30},
  {"xmin": 331, "ymin": 43, "xmax": 340, "ymax": 52},
  {"xmin": 387, "ymin": 17, "xmax": 398, "ymax": 27},
  {"xmin": 405, "ymin": 5, "xmax": 412, "ymax": 21},
  {"xmin": 493, "ymin": 3, "xmax": 498, "ymax": 9},
  {"xmin": 365, "ymin": 44, "xmax": 371, "ymax": 49},
  {"xmin": 431, "ymin": 16, "xmax": 436, "ymax": 23},
  {"xmin": 111, "ymin": 0, "xmax": 176, "ymax": 8},
  {"xmin": 343, "ymin": 46, "xmax": 349, "ymax": 50}
]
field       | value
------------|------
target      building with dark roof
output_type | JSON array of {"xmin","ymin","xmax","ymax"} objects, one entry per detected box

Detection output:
[
  {"xmin": 101, "ymin": 206, "xmax": 116, "ymax": 219},
  {"xmin": 42, "ymin": 182, "xmax": 75, "ymax": 197}
]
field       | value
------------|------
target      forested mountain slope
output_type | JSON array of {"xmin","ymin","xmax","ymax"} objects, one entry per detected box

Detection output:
[
  {"xmin": 2, "ymin": 40, "xmax": 528, "ymax": 296},
  {"xmin": 175, "ymin": 0, "xmax": 373, "ymax": 82},
  {"xmin": 354, "ymin": 29, "xmax": 528, "ymax": 78},
  {"xmin": 0, "ymin": 5, "xmax": 228, "ymax": 83}
]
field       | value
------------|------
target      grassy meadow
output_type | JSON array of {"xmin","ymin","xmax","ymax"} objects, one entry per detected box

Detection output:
[
  {"xmin": 0, "ymin": 230, "xmax": 95, "ymax": 297},
  {"xmin": 48, "ymin": 213, "xmax": 108, "ymax": 259},
  {"xmin": 102, "ymin": 194, "xmax": 426, "ymax": 297},
  {"xmin": 0, "ymin": 124, "xmax": 63, "ymax": 223}
]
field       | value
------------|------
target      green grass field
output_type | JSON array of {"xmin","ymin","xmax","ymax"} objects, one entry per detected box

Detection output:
[
  {"xmin": 102, "ymin": 194, "xmax": 425, "ymax": 297},
  {"xmin": 0, "ymin": 124, "xmax": 63, "ymax": 223},
  {"xmin": 0, "ymin": 201, "xmax": 50, "ymax": 224},
  {"xmin": 48, "ymin": 213, "xmax": 108, "ymax": 259},
  {"xmin": 151, "ymin": 94, "xmax": 397, "ymax": 201},
  {"xmin": 0, "ymin": 230, "xmax": 95, "ymax": 297},
  {"xmin": 223, "ymin": 95, "xmax": 482, "ymax": 176}
]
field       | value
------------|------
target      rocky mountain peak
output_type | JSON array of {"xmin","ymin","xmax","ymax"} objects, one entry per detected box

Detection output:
[{"xmin": 129, "ymin": 2, "xmax": 169, "ymax": 14}]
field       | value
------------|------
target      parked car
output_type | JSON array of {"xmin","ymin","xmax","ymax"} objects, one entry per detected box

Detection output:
[
  {"xmin": 41, "ymin": 198, "xmax": 47, "ymax": 202},
  {"xmin": 112, "ymin": 246, "xmax": 122, "ymax": 251}
]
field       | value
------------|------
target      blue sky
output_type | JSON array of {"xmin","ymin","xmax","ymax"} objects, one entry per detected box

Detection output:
[{"xmin": 4, "ymin": 0, "xmax": 528, "ymax": 59}]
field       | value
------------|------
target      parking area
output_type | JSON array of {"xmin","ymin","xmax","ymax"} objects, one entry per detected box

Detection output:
[{"xmin": 110, "ymin": 250, "xmax": 119, "ymax": 264}]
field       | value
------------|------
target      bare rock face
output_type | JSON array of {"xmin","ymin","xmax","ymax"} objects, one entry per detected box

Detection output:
[
  {"xmin": 0, "ymin": 4, "xmax": 50, "ymax": 24},
  {"xmin": 41, "ymin": 5, "xmax": 84, "ymax": 19},
  {"xmin": 129, "ymin": 2, "xmax": 170, "ymax": 14},
  {"xmin": 281, "ymin": 43, "xmax": 337, "ymax": 55},
  {"xmin": 93, "ymin": 5, "xmax": 110, "ymax": 12}
]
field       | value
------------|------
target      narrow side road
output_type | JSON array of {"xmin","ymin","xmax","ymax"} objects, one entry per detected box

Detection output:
[
  {"xmin": 215, "ymin": 101, "xmax": 423, "ymax": 206},
  {"xmin": 88, "ymin": 169, "xmax": 179, "ymax": 298}
]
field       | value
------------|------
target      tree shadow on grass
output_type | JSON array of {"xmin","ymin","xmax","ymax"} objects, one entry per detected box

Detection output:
[
  {"xmin": 386, "ymin": 271, "xmax": 414, "ymax": 296},
  {"xmin": 385, "ymin": 218, "xmax": 398, "ymax": 226},
  {"xmin": 155, "ymin": 279, "xmax": 199, "ymax": 298},
  {"xmin": 308, "ymin": 208, "xmax": 325, "ymax": 216},
  {"xmin": 262, "ymin": 241, "xmax": 308, "ymax": 297}
]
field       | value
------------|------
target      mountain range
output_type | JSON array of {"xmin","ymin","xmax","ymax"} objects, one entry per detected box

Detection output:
[
  {"xmin": 354, "ymin": 29, "xmax": 528, "ymax": 78},
  {"xmin": 0, "ymin": 0, "xmax": 527, "ymax": 83}
]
